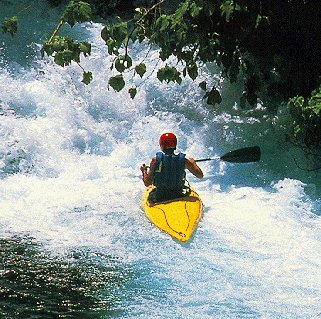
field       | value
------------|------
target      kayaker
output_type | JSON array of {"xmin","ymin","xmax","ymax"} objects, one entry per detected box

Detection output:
[{"xmin": 140, "ymin": 132, "xmax": 203, "ymax": 201}]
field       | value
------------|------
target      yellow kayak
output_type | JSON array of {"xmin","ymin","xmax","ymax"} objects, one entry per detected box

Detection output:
[{"xmin": 142, "ymin": 186, "xmax": 203, "ymax": 242}]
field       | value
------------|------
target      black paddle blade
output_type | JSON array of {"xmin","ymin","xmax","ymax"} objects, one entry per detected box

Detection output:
[{"xmin": 220, "ymin": 146, "xmax": 261, "ymax": 163}]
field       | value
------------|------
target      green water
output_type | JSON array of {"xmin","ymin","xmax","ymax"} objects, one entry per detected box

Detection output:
[{"xmin": 0, "ymin": 237, "xmax": 129, "ymax": 318}]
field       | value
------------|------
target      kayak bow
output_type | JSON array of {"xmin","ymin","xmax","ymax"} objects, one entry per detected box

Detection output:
[{"xmin": 142, "ymin": 186, "xmax": 203, "ymax": 242}]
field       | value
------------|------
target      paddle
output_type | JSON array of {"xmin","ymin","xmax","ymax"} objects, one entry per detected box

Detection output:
[{"xmin": 195, "ymin": 146, "xmax": 261, "ymax": 163}]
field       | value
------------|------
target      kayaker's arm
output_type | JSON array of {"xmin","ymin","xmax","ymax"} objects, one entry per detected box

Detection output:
[
  {"xmin": 186, "ymin": 158, "xmax": 204, "ymax": 178},
  {"xmin": 140, "ymin": 157, "xmax": 156, "ymax": 186}
]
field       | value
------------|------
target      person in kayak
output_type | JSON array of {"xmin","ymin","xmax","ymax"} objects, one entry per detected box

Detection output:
[{"xmin": 140, "ymin": 132, "xmax": 203, "ymax": 202}]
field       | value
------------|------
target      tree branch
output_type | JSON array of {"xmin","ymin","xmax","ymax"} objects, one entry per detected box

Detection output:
[
  {"xmin": 48, "ymin": 19, "xmax": 64, "ymax": 44},
  {"xmin": 125, "ymin": 0, "xmax": 166, "ymax": 57}
]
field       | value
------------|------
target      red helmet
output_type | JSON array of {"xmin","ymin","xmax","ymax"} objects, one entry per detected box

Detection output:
[{"xmin": 159, "ymin": 132, "xmax": 177, "ymax": 151}]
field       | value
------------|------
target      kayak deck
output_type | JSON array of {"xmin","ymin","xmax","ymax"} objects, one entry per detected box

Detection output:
[{"xmin": 142, "ymin": 186, "xmax": 203, "ymax": 242}]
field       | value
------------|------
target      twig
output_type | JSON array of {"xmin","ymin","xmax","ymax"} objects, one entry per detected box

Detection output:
[
  {"xmin": 124, "ymin": 0, "xmax": 166, "ymax": 57},
  {"xmin": 48, "ymin": 19, "xmax": 64, "ymax": 44},
  {"xmin": 77, "ymin": 62, "xmax": 85, "ymax": 71},
  {"xmin": 16, "ymin": 0, "xmax": 36, "ymax": 16}
]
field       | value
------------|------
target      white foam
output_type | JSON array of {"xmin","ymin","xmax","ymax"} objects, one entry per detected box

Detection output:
[{"xmin": 0, "ymin": 21, "xmax": 320, "ymax": 318}]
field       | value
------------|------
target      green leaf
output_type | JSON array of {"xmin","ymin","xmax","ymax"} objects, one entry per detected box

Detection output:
[
  {"xmin": 115, "ymin": 55, "xmax": 132, "ymax": 73},
  {"xmin": 41, "ymin": 36, "xmax": 92, "ymax": 68},
  {"xmin": 220, "ymin": 1, "xmax": 240, "ymax": 22},
  {"xmin": 54, "ymin": 51, "xmax": 65, "ymax": 66},
  {"xmin": 204, "ymin": 87, "xmax": 222, "ymax": 106},
  {"xmin": 187, "ymin": 63, "xmax": 198, "ymax": 80},
  {"xmin": 62, "ymin": 0, "xmax": 92, "ymax": 27},
  {"xmin": 199, "ymin": 81, "xmax": 207, "ymax": 91},
  {"xmin": 255, "ymin": 14, "xmax": 269, "ymax": 28},
  {"xmin": 109, "ymin": 74, "xmax": 125, "ymax": 92},
  {"xmin": 129, "ymin": 87, "xmax": 137, "ymax": 99},
  {"xmin": 82, "ymin": 71, "xmax": 93, "ymax": 85},
  {"xmin": 1, "ymin": 16, "xmax": 18, "ymax": 36},
  {"xmin": 54, "ymin": 49, "xmax": 75, "ymax": 66},
  {"xmin": 101, "ymin": 26, "xmax": 111, "ymax": 43},
  {"xmin": 135, "ymin": 63, "xmax": 146, "ymax": 78},
  {"xmin": 41, "ymin": 42, "xmax": 54, "ymax": 57},
  {"xmin": 157, "ymin": 66, "xmax": 182, "ymax": 84},
  {"xmin": 156, "ymin": 15, "xmax": 170, "ymax": 32},
  {"xmin": 106, "ymin": 38, "xmax": 118, "ymax": 55},
  {"xmin": 174, "ymin": 1, "xmax": 189, "ymax": 23},
  {"xmin": 190, "ymin": 3, "xmax": 202, "ymax": 18},
  {"xmin": 79, "ymin": 42, "xmax": 91, "ymax": 56},
  {"xmin": 101, "ymin": 22, "xmax": 128, "ymax": 54},
  {"xmin": 112, "ymin": 21, "xmax": 128, "ymax": 46},
  {"xmin": 115, "ymin": 58, "xmax": 126, "ymax": 73}
]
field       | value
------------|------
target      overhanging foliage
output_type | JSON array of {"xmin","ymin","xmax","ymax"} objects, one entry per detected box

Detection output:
[{"xmin": 1, "ymin": 0, "xmax": 321, "ymax": 147}]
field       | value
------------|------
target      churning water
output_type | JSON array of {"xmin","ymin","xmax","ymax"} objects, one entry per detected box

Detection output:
[{"xmin": 0, "ymin": 2, "xmax": 321, "ymax": 318}]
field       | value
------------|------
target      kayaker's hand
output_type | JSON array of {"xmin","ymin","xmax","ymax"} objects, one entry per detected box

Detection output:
[
  {"xmin": 141, "ymin": 159, "xmax": 155, "ymax": 186},
  {"xmin": 140, "ymin": 164, "xmax": 148, "ymax": 173}
]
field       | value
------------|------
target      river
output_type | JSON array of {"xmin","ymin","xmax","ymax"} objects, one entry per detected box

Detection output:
[{"xmin": 0, "ymin": 1, "xmax": 321, "ymax": 318}]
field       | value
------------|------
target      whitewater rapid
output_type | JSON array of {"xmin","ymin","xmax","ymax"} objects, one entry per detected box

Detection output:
[{"xmin": 0, "ymin": 8, "xmax": 321, "ymax": 318}]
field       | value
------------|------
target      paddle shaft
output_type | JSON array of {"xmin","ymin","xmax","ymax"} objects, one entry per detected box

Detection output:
[
  {"xmin": 195, "ymin": 157, "xmax": 220, "ymax": 162},
  {"xmin": 195, "ymin": 146, "xmax": 261, "ymax": 163}
]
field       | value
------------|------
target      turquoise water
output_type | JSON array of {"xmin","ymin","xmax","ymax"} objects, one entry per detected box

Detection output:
[{"xmin": 1, "ymin": 1, "xmax": 321, "ymax": 318}]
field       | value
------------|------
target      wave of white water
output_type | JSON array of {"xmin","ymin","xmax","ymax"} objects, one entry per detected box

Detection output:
[{"xmin": 0, "ymin": 14, "xmax": 320, "ymax": 318}]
